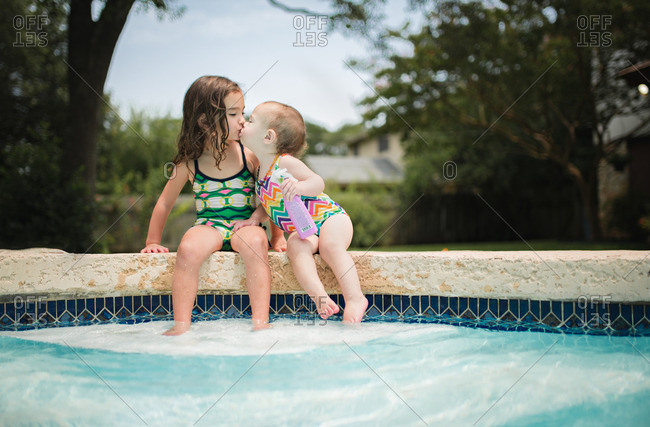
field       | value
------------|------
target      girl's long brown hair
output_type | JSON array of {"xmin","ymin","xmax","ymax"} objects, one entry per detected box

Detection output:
[{"xmin": 173, "ymin": 76, "xmax": 241, "ymax": 171}]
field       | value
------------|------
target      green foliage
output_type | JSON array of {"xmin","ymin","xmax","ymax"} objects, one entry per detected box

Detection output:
[
  {"xmin": 0, "ymin": 0, "xmax": 97, "ymax": 251},
  {"xmin": 94, "ymin": 107, "xmax": 184, "ymax": 252},
  {"xmin": 305, "ymin": 121, "xmax": 364, "ymax": 155},
  {"xmin": 326, "ymin": 184, "xmax": 397, "ymax": 248},
  {"xmin": 0, "ymin": 138, "xmax": 94, "ymax": 251},
  {"xmin": 358, "ymin": 0, "xmax": 650, "ymax": 240}
]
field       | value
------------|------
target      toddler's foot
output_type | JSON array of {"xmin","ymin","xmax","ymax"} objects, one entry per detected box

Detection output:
[
  {"xmin": 342, "ymin": 296, "xmax": 368, "ymax": 324},
  {"xmin": 163, "ymin": 321, "xmax": 190, "ymax": 336},
  {"xmin": 313, "ymin": 295, "xmax": 340, "ymax": 320},
  {"xmin": 252, "ymin": 319, "xmax": 273, "ymax": 331}
]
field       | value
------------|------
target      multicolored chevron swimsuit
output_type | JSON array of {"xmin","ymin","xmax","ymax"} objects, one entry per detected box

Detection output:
[
  {"xmin": 193, "ymin": 142, "xmax": 256, "ymax": 251},
  {"xmin": 256, "ymin": 154, "xmax": 347, "ymax": 236}
]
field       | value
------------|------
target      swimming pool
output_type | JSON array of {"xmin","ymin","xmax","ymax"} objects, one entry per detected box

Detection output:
[{"xmin": 1, "ymin": 317, "xmax": 648, "ymax": 425}]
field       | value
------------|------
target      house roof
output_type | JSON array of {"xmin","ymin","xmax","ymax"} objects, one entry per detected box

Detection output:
[{"xmin": 304, "ymin": 155, "xmax": 403, "ymax": 184}]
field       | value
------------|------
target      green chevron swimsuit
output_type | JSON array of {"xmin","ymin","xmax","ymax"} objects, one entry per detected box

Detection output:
[{"xmin": 193, "ymin": 142, "xmax": 256, "ymax": 251}]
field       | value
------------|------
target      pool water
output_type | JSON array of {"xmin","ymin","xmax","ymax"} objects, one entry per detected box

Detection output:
[{"xmin": 1, "ymin": 318, "xmax": 649, "ymax": 426}]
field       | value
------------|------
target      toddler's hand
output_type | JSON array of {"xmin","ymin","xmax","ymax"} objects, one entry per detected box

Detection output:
[
  {"xmin": 280, "ymin": 178, "xmax": 300, "ymax": 201},
  {"xmin": 270, "ymin": 234, "xmax": 287, "ymax": 252},
  {"xmin": 232, "ymin": 219, "xmax": 259, "ymax": 232},
  {"xmin": 141, "ymin": 244, "xmax": 169, "ymax": 253}
]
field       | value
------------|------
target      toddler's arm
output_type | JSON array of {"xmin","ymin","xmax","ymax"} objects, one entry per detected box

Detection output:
[
  {"xmin": 141, "ymin": 162, "xmax": 189, "ymax": 253},
  {"xmin": 278, "ymin": 155, "xmax": 324, "ymax": 201}
]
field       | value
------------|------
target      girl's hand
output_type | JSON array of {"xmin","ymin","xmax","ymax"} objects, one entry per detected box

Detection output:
[
  {"xmin": 280, "ymin": 178, "xmax": 300, "ymax": 201},
  {"xmin": 270, "ymin": 234, "xmax": 287, "ymax": 252},
  {"xmin": 141, "ymin": 244, "xmax": 169, "ymax": 253},
  {"xmin": 232, "ymin": 219, "xmax": 259, "ymax": 233}
]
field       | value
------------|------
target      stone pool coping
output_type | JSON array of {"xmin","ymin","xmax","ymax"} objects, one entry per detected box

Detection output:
[{"xmin": 1, "ymin": 248, "xmax": 648, "ymax": 303}]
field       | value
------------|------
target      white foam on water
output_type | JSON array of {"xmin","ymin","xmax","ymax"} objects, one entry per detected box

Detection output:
[{"xmin": 0, "ymin": 318, "xmax": 452, "ymax": 356}]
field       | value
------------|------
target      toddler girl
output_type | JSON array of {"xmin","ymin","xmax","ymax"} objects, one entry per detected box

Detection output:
[{"xmin": 235, "ymin": 101, "xmax": 367, "ymax": 323}]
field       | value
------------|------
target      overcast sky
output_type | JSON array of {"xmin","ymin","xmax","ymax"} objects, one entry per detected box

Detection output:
[{"xmin": 104, "ymin": 0, "xmax": 418, "ymax": 130}]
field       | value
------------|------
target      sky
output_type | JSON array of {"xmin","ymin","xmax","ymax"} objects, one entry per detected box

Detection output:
[{"xmin": 104, "ymin": 0, "xmax": 418, "ymax": 130}]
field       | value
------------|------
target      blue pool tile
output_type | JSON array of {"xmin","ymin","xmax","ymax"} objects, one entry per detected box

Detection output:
[
  {"xmin": 529, "ymin": 300, "xmax": 540, "ymax": 320},
  {"xmin": 94, "ymin": 298, "xmax": 105, "ymax": 314},
  {"xmin": 151, "ymin": 295, "xmax": 160, "ymax": 309},
  {"xmin": 142, "ymin": 296, "xmax": 152, "ymax": 311},
  {"xmin": 204, "ymin": 294, "xmax": 214, "ymax": 310},
  {"xmin": 519, "ymin": 300, "xmax": 529, "ymax": 317},
  {"xmin": 609, "ymin": 303, "xmax": 620, "ymax": 320},
  {"xmin": 241, "ymin": 294, "xmax": 250, "ymax": 311},
  {"xmin": 123, "ymin": 296, "xmax": 134, "ymax": 313},
  {"xmin": 540, "ymin": 301, "xmax": 550, "ymax": 319},
  {"xmin": 115, "ymin": 296, "xmax": 124, "ymax": 312},
  {"xmin": 458, "ymin": 297, "xmax": 468, "ymax": 314},
  {"xmin": 476, "ymin": 298, "xmax": 490, "ymax": 317},
  {"xmin": 430, "ymin": 296, "xmax": 441, "ymax": 315},
  {"xmin": 223, "ymin": 295, "xmax": 233, "ymax": 310},
  {"xmin": 468, "ymin": 298, "xmax": 478, "ymax": 316},
  {"xmin": 488, "ymin": 299, "xmax": 498, "ymax": 316},
  {"xmin": 448, "ymin": 297, "xmax": 458, "ymax": 317},
  {"xmin": 366, "ymin": 306, "xmax": 381, "ymax": 317},
  {"xmin": 46, "ymin": 300, "xmax": 57, "ymax": 319},
  {"xmin": 542, "ymin": 313, "xmax": 561, "ymax": 327},
  {"xmin": 401, "ymin": 296, "xmax": 412, "ymax": 312},
  {"xmin": 380, "ymin": 295, "xmax": 391, "ymax": 312},
  {"xmin": 197, "ymin": 295, "xmax": 206, "ymax": 311},
  {"xmin": 551, "ymin": 301, "xmax": 562, "ymax": 319},
  {"xmin": 439, "ymin": 297, "xmax": 449, "ymax": 313},
  {"xmin": 131, "ymin": 296, "xmax": 141, "ymax": 312},
  {"xmin": 103, "ymin": 298, "xmax": 114, "ymax": 317},
  {"xmin": 509, "ymin": 300, "xmax": 520, "ymax": 319},
  {"xmin": 562, "ymin": 302, "xmax": 574, "ymax": 322},
  {"xmin": 632, "ymin": 304, "xmax": 645, "ymax": 325},
  {"xmin": 620, "ymin": 304, "xmax": 632, "ymax": 324},
  {"xmin": 66, "ymin": 300, "xmax": 77, "ymax": 316},
  {"xmin": 498, "ymin": 299, "xmax": 509, "ymax": 317},
  {"xmin": 232, "ymin": 295, "xmax": 242, "ymax": 310}
]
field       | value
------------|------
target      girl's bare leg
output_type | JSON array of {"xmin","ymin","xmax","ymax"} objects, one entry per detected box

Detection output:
[
  {"xmin": 164, "ymin": 225, "xmax": 222, "ymax": 335},
  {"xmin": 318, "ymin": 214, "xmax": 367, "ymax": 323},
  {"xmin": 286, "ymin": 233, "xmax": 340, "ymax": 319},
  {"xmin": 231, "ymin": 226, "xmax": 272, "ymax": 330}
]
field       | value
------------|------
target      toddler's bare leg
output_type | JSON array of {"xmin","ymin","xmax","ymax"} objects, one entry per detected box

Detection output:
[
  {"xmin": 286, "ymin": 233, "xmax": 340, "ymax": 319},
  {"xmin": 318, "ymin": 215, "xmax": 367, "ymax": 323}
]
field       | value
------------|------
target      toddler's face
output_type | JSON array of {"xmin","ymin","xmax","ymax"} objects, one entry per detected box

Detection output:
[{"xmin": 240, "ymin": 105, "xmax": 271, "ymax": 151}]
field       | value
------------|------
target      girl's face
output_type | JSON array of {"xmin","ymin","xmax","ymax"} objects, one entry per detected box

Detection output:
[
  {"xmin": 224, "ymin": 91, "xmax": 245, "ymax": 141},
  {"xmin": 239, "ymin": 105, "xmax": 271, "ymax": 152}
]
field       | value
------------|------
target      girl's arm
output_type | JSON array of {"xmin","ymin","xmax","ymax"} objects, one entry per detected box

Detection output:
[
  {"xmin": 278, "ymin": 155, "xmax": 324, "ymax": 200},
  {"xmin": 141, "ymin": 162, "xmax": 190, "ymax": 253}
]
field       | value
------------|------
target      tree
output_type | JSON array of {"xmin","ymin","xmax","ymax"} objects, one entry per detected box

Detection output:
[
  {"xmin": 64, "ymin": 0, "xmax": 182, "ymax": 193},
  {"xmin": 359, "ymin": 0, "xmax": 650, "ymax": 240}
]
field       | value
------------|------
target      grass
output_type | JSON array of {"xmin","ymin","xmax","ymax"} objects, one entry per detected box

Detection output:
[{"xmin": 361, "ymin": 239, "xmax": 650, "ymax": 252}]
